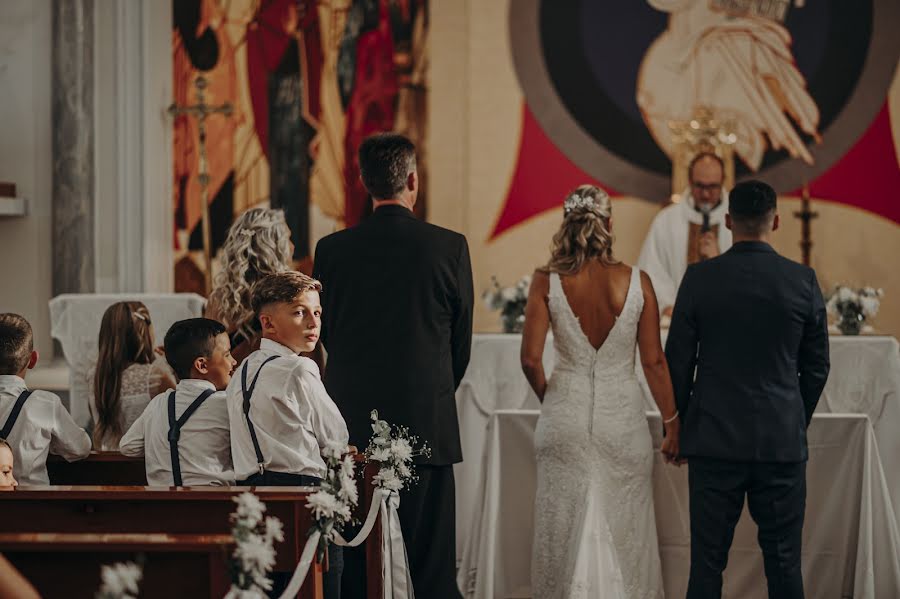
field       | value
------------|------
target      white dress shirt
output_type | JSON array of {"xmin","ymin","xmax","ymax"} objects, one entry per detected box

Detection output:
[
  {"xmin": 0, "ymin": 375, "xmax": 91, "ymax": 485},
  {"xmin": 227, "ymin": 338, "xmax": 349, "ymax": 481},
  {"xmin": 637, "ymin": 188, "xmax": 732, "ymax": 311},
  {"xmin": 120, "ymin": 379, "xmax": 234, "ymax": 486}
]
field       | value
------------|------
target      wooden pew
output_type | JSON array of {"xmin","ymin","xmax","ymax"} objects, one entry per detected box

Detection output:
[
  {"xmin": 357, "ymin": 461, "xmax": 385, "ymax": 599},
  {"xmin": 0, "ymin": 532, "xmax": 232, "ymax": 599},
  {"xmin": 47, "ymin": 451, "xmax": 147, "ymax": 485},
  {"xmin": 40, "ymin": 453, "xmax": 386, "ymax": 598},
  {"xmin": 47, "ymin": 451, "xmax": 383, "ymax": 599},
  {"xmin": 0, "ymin": 487, "xmax": 324, "ymax": 599}
]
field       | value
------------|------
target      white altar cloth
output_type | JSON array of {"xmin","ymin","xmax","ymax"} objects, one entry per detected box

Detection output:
[
  {"xmin": 453, "ymin": 334, "xmax": 900, "ymax": 561},
  {"xmin": 458, "ymin": 411, "xmax": 900, "ymax": 599}
]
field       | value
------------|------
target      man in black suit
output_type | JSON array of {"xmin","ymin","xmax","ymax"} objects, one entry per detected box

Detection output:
[
  {"xmin": 313, "ymin": 133, "xmax": 473, "ymax": 599},
  {"xmin": 665, "ymin": 180, "xmax": 830, "ymax": 599}
]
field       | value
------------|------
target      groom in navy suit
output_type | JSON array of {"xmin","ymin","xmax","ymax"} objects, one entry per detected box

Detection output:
[{"xmin": 665, "ymin": 180, "xmax": 830, "ymax": 599}]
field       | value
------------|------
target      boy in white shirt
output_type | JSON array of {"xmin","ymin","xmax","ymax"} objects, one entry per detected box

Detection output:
[
  {"xmin": 227, "ymin": 271, "xmax": 348, "ymax": 599},
  {"xmin": 0, "ymin": 313, "xmax": 90, "ymax": 484},
  {"xmin": 120, "ymin": 318, "xmax": 237, "ymax": 486}
]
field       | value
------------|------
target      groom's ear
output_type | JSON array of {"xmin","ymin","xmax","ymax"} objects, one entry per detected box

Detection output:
[
  {"xmin": 725, "ymin": 213, "xmax": 733, "ymax": 231},
  {"xmin": 771, "ymin": 213, "xmax": 780, "ymax": 232}
]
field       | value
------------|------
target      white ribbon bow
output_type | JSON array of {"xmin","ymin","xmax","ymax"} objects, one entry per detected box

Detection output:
[{"xmin": 278, "ymin": 488, "xmax": 415, "ymax": 599}]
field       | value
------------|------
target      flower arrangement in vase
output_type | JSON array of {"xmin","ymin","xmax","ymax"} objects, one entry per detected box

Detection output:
[
  {"xmin": 483, "ymin": 274, "xmax": 532, "ymax": 333},
  {"xmin": 826, "ymin": 285, "xmax": 883, "ymax": 335}
]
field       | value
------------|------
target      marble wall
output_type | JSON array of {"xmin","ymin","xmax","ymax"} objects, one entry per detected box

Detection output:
[
  {"xmin": 51, "ymin": 0, "xmax": 95, "ymax": 296},
  {"xmin": 0, "ymin": 0, "xmax": 54, "ymax": 356}
]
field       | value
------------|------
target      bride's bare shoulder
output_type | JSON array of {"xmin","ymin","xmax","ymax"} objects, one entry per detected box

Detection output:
[{"xmin": 530, "ymin": 268, "xmax": 551, "ymax": 292}]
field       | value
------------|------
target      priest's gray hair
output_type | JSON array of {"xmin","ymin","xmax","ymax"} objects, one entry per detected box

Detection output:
[
  {"xmin": 208, "ymin": 207, "xmax": 293, "ymax": 340},
  {"xmin": 546, "ymin": 185, "xmax": 618, "ymax": 274}
]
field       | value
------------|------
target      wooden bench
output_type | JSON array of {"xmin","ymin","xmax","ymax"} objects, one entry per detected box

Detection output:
[
  {"xmin": 0, "ymin": 532, "xmax": 233, "ymax": 599},
  {"xmin": 0, "ymin": 486, "xmax": 324, "ymax": 598},
  {"xmin": 47, "ymin": 451, "xmax": 147, "ymax": 485},
  {"xmin": 37, "ymin": 454, "xmax": 386, "ymax": 597}
]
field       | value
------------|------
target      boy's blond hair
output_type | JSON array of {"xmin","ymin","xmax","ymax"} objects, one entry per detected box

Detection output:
[
  {"xmin": 0, "ymin": 314, "xmax": 33, "ymax": 375},
  {"xmin": 251, "ymin": 272, "xmax": 323, "ymax": 314}
]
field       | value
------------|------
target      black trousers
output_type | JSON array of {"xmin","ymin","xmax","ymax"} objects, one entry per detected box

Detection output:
[
  {"xmin": 342, "ymin": 465, "xmax": 461, "ymax": 599},
  {"xmin": 687, "ymin": 458, "xmax": 807, "ymax": 599},
  {"xmin": 238, "ymin": 471, "xmax": 343, "ymax": 599}
]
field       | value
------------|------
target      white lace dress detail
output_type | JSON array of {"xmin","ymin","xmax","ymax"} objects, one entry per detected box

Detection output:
[
  {"xmin": 89, "ymin": 361, "xmax": 166, "ymax": 450},
  {"xmin": 532, "ymin": 267, "xmax": 664, "ymax": 599}
]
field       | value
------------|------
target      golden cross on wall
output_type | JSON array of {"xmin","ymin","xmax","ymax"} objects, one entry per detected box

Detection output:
[{"xmin": 168, "ymin": 75, "xmax": 234, "ymax": 295}]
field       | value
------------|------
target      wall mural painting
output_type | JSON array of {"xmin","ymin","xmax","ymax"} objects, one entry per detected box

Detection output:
[
  {"xmin": 172, "ymin": 0, "xmax": 429, "ymax": 294},
  {"xmin": 495, "ymin": 0, "xmax": 900, "ymax": 238}
]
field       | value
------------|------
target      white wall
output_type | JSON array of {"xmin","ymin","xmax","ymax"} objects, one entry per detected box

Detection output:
[
  {"xmin": 94, "ymin": 0, "xmax": 173, "ymax": 294},
  {"xmin": 0, "ymin": 0, "xmax": 53, "ymax": 356},
  {"xmin": 0, "ymin": 0, "xmax": 173, "ymax": 357}
]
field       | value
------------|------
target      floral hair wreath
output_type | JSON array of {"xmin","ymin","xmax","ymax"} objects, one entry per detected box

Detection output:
[{"xmin": 563, "ymin": 189, "xmax": 609, "ymax": 215}]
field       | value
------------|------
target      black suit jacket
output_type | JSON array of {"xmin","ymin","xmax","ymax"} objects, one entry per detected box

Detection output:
[
  {"xmin": 665, "ymin": 241, "xmax": 830, "ymax": 462},
  {"xmin": 313, "ymin": 205, "xmax": 474, "ymax": 465}
]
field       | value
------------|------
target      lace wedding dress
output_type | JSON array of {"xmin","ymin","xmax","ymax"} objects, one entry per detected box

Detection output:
[{"xmin": 532, "ymin": 267, "xmax": 663, "ymax": 599}]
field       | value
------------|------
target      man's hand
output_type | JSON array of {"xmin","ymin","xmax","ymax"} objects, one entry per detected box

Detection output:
[
  {"xmin": 662, "ymin": 306, "xmax": 674, "ymax": 318},
  {"xmin": 662, "ymin": 418, "xmax": 682, "ymax": 466},
  {"xmin": 697, "ymin": 232, "xmax": 719, "ymax": 260}
]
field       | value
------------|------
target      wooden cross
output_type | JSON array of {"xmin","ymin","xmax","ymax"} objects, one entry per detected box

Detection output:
[
  {"xmin": 793, "ymin": 183, "xmax": 818, "ymax": 266},
  {"xmin": 168, "ymin": 76, "xmax": 233, "ymax": 294}
]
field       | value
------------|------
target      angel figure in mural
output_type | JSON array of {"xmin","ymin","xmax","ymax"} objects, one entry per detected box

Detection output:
[{"xmin": 637, "ymin": 0, "xmax": 821, "ymax": 170}]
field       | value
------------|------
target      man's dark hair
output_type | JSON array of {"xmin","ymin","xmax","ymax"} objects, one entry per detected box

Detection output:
[
  {"xmin": 688, "ymin": 151, "xmax": 725, "ymax": 181},
  {"xmin": 729, "ymin": 180, "xmax": 777, "ymax": 236},
  {"xmin": 0, "ymin": 313, "xmax": 33, "ymax": 375},
  {"xmin": 164, "ymin": 318, "xmax": 227, "ymax": 380},
  {"xmin": 358, "ymin": 133, "xmax": 417, "ymax": 200}
]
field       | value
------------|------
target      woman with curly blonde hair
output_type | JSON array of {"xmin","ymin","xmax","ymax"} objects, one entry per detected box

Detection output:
[
  {"xmin": 521, "ymin": 185, "xmax": 680, "ymax": 597},
  {"xmin": 206, "ymin": 207, "xmax": 294, "ymax": 362}
]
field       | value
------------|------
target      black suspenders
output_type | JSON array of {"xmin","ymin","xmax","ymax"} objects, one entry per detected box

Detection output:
[
  {"xmin": 0, "ymin": 390, "xmax": 33, "ymax": 439},
  {"xmin": 242, "ymin": 356, "xmax": 279, "ymax": 476},
  {"xmin": 167, "ymin": 388, "xmax": 216, "ymax": 487}
]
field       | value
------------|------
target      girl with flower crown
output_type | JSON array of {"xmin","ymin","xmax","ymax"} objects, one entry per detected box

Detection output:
[{"xmin": 91, "ymin": 301, "xmax": 176, "ymax": 450}]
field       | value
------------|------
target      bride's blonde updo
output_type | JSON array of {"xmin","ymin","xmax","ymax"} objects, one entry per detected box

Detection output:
[{"xmin": 546, "ymin": 185, "xmax": 618, "ymax": 275}]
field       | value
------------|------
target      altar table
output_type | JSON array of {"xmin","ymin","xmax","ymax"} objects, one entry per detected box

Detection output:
[
  {"xmin": 453, "ymin": 334, "xmax": 900, "ymax": 562},
  {"xmin": 457, "ymin": 411, "xmax": 900, "ymax": 598}
]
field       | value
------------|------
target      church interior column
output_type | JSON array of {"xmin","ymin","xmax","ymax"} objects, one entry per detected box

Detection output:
[{"xmin": 52, "ymin": 0, "xmax": 95, "ymax": 295}]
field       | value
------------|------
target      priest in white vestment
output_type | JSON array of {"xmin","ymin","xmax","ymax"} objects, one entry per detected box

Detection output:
[{"xmin": 638, "ymin": 153, "xmax": 732, "ymax": 315}]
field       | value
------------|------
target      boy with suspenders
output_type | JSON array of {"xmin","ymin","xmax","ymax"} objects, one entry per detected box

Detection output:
[
  {"xmin": 0, "ymin": 313, "xmax": 90, "ymax": 485},
  {"xmin": 226, "ymin": 272, "xmax": 348, "ymax": 599},
  {"xmin": 120, "ymin": 318, "xmax": 237, "ymax": 486}
]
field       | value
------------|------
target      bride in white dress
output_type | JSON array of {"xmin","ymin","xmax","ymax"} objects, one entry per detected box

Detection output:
[{"xmin": 522, "ymin": 186, "xmax": 682, "ymax": 598}]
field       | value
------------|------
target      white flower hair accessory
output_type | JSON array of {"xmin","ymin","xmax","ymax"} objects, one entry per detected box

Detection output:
[{"xmin": 563, "ymin": 190, "xmax": 608, "ymax": 215}]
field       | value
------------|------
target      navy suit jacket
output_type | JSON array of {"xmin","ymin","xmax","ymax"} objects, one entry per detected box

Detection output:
[{"xmin": 665, "ymin": 241, "xmax": 830, "ymax": 462}]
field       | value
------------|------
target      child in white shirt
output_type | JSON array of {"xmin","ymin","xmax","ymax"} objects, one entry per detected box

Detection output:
[
  {"xmin": 91, "ymin": 301, "xmax": 177, "ymax": 450},
  {"xmin": 226, "ymin": 271, "xmax": 348, "ymax": 599},
  {"xmin": 0, "ymin": 313, "xmax": 90, "ymax": 485},
  {"xmin": 0, "ymin": 439, "xmax": 16, "ymax": 489},
  {"xmin": 120, "ymin": 318, "xmax": 237, "ymax": 486}
]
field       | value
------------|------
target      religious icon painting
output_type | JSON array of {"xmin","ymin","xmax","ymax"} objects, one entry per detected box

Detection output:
[
  {"xmin": 494, "ymin": 0, "xmax": 900, "ymax": 238},
  {"xmin": 171, "ymin": 0, "xmax": 430, "ymax": 294}
]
